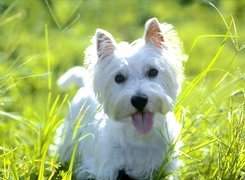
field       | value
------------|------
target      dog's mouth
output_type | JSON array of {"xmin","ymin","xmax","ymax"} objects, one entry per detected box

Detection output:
[{"xmin": 131, "ymin": 112, "xmax": 153, "ymax": 134}]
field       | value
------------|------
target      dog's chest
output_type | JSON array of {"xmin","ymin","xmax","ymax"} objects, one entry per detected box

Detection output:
[{"xmin": 101, "ymin": 120, "xmax": 165, "ymax": 170}]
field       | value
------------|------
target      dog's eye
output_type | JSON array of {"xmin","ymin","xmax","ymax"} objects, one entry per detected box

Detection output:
[
  {"xmin": 147, "ymin": 68, "xmax": 158, "ymax": 78},
  {"xmin": 115, "ymin": 74, "xmax": 126, "ymax": 84}
]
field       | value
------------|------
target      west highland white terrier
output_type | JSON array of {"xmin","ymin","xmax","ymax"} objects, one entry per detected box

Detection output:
[{"xmin": 57, "ymin": 18, "xmax": 184, "ymax": 179}]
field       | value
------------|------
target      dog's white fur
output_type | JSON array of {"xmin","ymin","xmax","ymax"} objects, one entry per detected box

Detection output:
[{"xmin": 57, "ymin": 18, "xmax": 183, "ymax": 179}]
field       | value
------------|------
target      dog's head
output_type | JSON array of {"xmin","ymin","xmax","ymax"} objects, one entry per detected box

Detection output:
[{"xmin": 88, "ymin": 18, "xmax": 183, "ymax": 134}]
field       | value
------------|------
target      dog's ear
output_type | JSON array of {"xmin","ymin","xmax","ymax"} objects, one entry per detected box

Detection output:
[
  {"xmin": 144, "ymin": 18, "xmax": 164, "ymax": 48},
  {"xmin": 96, "ymin": 29, "xmax": 116, "ymax": 60}
]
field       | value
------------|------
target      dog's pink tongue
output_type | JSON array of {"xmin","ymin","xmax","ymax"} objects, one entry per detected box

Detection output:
[{"xmin": 132, "ymin": 112, "xmax": 153, "ymax": 134}]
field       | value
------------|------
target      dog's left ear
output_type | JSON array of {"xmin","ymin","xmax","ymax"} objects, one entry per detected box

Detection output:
[
  {"xmin": 144, "ymin": 18, "xmax": 164, "ymax": 49},
  {"xmin": 95, "ymin": 29, "xmax": 116, "ymax": 60}
]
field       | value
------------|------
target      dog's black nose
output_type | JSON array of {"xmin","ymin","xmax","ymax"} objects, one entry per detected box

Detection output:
[{"xmin": 131, "ymin": 95, "xmax": 148, "ymax": 111}]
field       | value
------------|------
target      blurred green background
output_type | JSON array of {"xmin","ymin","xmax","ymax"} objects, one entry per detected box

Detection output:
[
  {"xmin": 0, "ymin": 0, "xmax": 244, "ymax": 113},
  {"xmin": 0, "ymin": 0, "xmax": 244, "ymax": 179}
]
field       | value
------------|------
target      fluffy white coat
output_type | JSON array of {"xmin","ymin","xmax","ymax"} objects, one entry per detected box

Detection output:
[{"xmin": 57, "ymin": 18, "xmax": 183, "ymax": 179}]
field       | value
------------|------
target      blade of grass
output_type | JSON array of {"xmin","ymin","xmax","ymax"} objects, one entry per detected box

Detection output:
[
  {"xmin": 45, "ymin": 24, "xmax": 52, "ymax": 118},
  {"xmin": 185, "ymin": 139, "xmax": 217, "ymax": 154},
  {"xmin": 44, "ymin": 0, "xmax": 61, "ymax": 29},
  {"xmin": 176, "ymin": 33, "xmax": 229, "ymax": 111}
]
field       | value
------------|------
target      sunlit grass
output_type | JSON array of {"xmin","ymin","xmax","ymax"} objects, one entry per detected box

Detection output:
[{"xmin": 0, "ymin": 0, "xmax": 244, "ymax": 179}]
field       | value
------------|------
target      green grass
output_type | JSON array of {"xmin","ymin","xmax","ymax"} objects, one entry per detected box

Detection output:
[{"xmin": 0, "ymin": 0, "xmax": 244, "ymax": 179}]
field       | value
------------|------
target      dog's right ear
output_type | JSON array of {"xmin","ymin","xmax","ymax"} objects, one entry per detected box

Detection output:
[{"xmin": 95, "ymin": 29, "xmax": 116, "ymax": 60}]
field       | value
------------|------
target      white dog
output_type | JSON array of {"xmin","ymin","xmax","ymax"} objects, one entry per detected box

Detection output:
[{"xmin": 57, "ymin": 18, "xmax": 183, "ymax": 179}]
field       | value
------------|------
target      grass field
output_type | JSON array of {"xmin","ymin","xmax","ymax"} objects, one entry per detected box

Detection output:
[{"xmin": 0, "ymin": 0, "xmax": 244, "ymax": 179}]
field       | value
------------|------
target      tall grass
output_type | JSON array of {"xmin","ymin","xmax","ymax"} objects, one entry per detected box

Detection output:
[
  {"xmin": 0, "ymin": 1, "xmax": 244, "ymax": 179},
  {"xmin": 172, "ymin": 6, "xmax": 245, "ymax": 179},
  {"xmin": 0, "ymin": 26, "xmax": 65, "ymax": 180}
]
